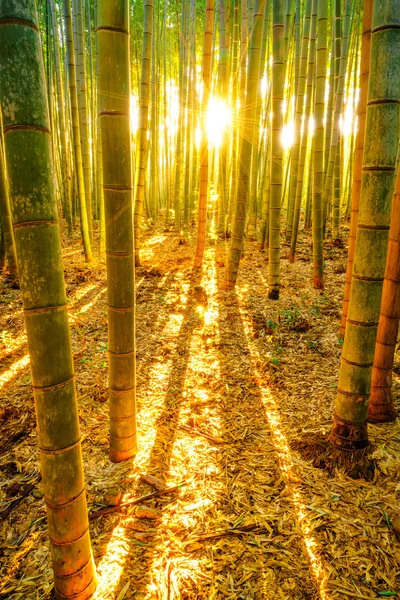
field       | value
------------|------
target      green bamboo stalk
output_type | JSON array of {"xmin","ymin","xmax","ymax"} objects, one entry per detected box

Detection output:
[
  {"xmin": 284, "ymin": 0, "xmax": 292, "ymax": 62},
  {"xmin": 149, "ymin": 3, "xmax": 158, "ymax": 222},
  {"xmin": 256, "ymin": 7, "xmax": 272, "ymax": 251},
  {"xmin": 86, "ymin": 0, "xmax": 97, "ymax": 222},
  {"xmin": 229, "ymin": 0, "xmax": 247, "ymax": 223},
  {"xmin": 330, "ymin": 0, "xmax": 400, "ymax": 453},
  {"xmin": 248, "ymin": 0, "xmax": 254, "ymax": 41},
  {"xmin": 247, "ymin": 0, "xmax": 269, "ymax": 241},
  {"xmin": 343, "ymin": 46, "xmax": 360, "ymax": 222},
  {"xmin": 62, "ymin": 0, "xmax": 92, "ymax": 262},
  {"xmin": 59, "ymin": 10, "xmax": 75, "ymax": 226},
  {"xmin": 227, "ymin": 3, "xmax": 240, "ymax": 232},
  {"xmin": 173, "ymin": 1, "xmax": 187, "ymax": 231},
  {"xmin": 323, "ymin": 0, "xmax": 351, "ymax": 232},
  {"xmin": 332, "ymin": 137, "xmax": 341, "ymax": 239},
  {"xmin": 289, "ymin": 0, "xmax": 315, "ymax": 262},
  {"xmin": 163, "ymin": 0, "xmax": 171, "ymax": 223},
  {"xmin": 304, "ymin": 144, "xmax": 313, "ymax": 229},
  {"xmin": 240, "ymin": 0, "xmax": 248, "ymax": 103},
  {"xmin": 0, "ymin": 217, "xmax": 5, "ymax": 270},
  {"xmin": 217, "ymin": 0, "xmax": 229, "ymax": 236},
  {"xmin": 97, "ymin": 0, "xmax": 137, "ymax": 463},
  {"xmin": 46, "ymin": 1, "xmax": 55, "ymax": 154},
  {"xmin": 0, "ymin": 3, "xmax": 96, "ymax": 597},
  {"xmin": 134, "ymin": 0, "xmax": 153, "ymax": 266},
  {"xmin": 189, "ymin": 0, "xmax": 199, "ymax": 225},
  {"xmin": 257, "ymin": 129, "xmax": 271, "ymax": 250},
  {"xmin": 286, "ymin": 0, "xmax": 309, "ymax": 244},
  {"xmin": 0, "ymin": 134, "xmax": 17, "ymax": 275},
  {"xmin": 268, "ymin": 0, "xmax": 284, "ymax": 299},
  {"xmin": 74, "ymin": 0, "xmax": 92, "ymax": 242},
  {"xmin": 324, "ymin": 36, "xmax": 335, "ymax": 183},
  {"xmin": 194, "ymin": 0, "xmax": 214, "ymax": 268},
  {"xmin": 368, "ymin": 153, "xmax": 400, "ymax": 423},
  {"xmin": 94, "ymin": 0, "xmax": 105, "ymax": 257},
  {"xmin": 224, "ymin": 0, "xmax": 265, "ymax": 289},
  {"xmin": 311, "ymin": 0, "xmax": 328, "ymax": 289},
  {"xmin": 339, "ymin": 0, "xmax": 373, "ymax": 337},
  {"xmin": 49, "ymin": 0, "xmax": 72, "ymax": 236},
  {"xmin": 183, "ymin": 0, "xmax": 193, "ymax": 227}
]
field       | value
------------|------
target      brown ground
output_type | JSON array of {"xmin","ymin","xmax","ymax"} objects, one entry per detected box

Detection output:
[{"xmin": 1, "ymin": 222, "xmax": 400, "ymax": 600}]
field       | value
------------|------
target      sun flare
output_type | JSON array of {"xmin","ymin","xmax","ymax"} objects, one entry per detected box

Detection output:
[{"xmin": 206, "ymin": 97, "xmax": 232, "ymax": 148}]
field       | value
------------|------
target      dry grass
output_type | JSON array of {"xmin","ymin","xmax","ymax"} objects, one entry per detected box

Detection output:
[{"xmin": 1, "ymin": 222, "xmax": 400, "ymax": 600}]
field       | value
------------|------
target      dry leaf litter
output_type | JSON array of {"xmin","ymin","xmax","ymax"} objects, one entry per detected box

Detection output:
[{"xmin": 0, "ymin": 222, "xmax": 400, "ymax": 600}]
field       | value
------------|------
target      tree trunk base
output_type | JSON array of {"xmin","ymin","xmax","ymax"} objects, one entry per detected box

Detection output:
[
  {"xmin": 54, "ymin": 573, "xmax": 97, "ymax": 600},
  {"xmin": 330, "ymin": 412, "xmax": 369, "ymax": 451},
  {"xmin": 109, "ymin": 446, "xmax": 138, "ymax": 463},
  {"xmin": 268, "ymin": 287, "xmax": 279, "ymax": 300},
  {"xmin": 291, "ymin": 430, "xmax": 374, "ymax": 480},
  {"xmin": 368, "ymin": 400, "xmax": 397, "ymax": 423},
  {"xmin": 313, "ymin": 275, "xmax": 324, "ymax": 289},
  {"xmin": 222, "ymin": 279, "xmax": 236, "ymax": 291}
]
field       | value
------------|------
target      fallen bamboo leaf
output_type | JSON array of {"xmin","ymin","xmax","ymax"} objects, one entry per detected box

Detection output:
[
  {"xmin": 135, "ymin": 505, "xmax": 159, "ymax": 520},
  {"xmin": 116, "ymin": 581, "xmax": 130, "ymax": 600},
  {"xmin": 333, "ymin": 588, "xmax": 379, "ymax": 600},
  {"xmin": 180, "ymin": 424, "xmax": 226, "ymax": 445},
  {"xmin": 89, "ymin": 482, "xmax": 187, "ymax": 520},
  {"xmin": 140, "ymin": 474, "xmax": 166, "ymax": 491}
]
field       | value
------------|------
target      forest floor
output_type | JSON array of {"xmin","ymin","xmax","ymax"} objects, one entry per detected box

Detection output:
[{"xmin": 1, "ymin": 220, "xmax": 400, "ymax": 600}]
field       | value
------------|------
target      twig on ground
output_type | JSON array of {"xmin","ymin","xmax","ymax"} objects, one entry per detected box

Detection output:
[{"xmin": 89, "ymin": 482, "xmax": 187, "ymax": 520}]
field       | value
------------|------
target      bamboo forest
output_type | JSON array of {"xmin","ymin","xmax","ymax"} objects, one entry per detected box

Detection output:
[{"xmin": 1, "ymin": 0, "xmax": 400, "ymax": 598}]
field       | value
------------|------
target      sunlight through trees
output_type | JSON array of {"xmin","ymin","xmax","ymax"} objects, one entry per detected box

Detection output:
[{"xmin": 1, "ymin": 0, "xmax": 400, "ymax": 597}]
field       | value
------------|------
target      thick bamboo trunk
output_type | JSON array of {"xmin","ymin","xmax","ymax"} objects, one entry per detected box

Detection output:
[
  {"xmin": 97, "ymin": 0, "xmax": 137, "ymax": 463},
  {"xmin": 0, "ymin": 3, "xmax": 96, "ymax": 597},
  {"xmin": 339, "ymin": 0, "xmax": 373, "ymax": 337},
  {"xmin": 368, "ymin": 162, "xmax": 400, "ymax": 423},
  {"xmin": 330, "ymin": 0, "xmax": 400, "ymax": 452}
]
